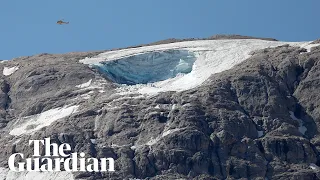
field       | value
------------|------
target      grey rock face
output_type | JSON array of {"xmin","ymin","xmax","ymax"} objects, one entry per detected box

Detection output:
[{"xmin": 1, "ymin": 39, "xmax": 320, "ymax": 179}]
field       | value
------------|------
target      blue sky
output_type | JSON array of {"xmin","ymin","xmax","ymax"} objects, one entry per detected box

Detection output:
[{"xmin": 1, "ymin": 0, "xmax": 319, "ymax": 60}]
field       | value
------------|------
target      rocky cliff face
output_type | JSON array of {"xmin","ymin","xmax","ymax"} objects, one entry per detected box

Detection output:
[{"xmin": 0, "ymin": 37, "xmax": 320, "ymax": 180}]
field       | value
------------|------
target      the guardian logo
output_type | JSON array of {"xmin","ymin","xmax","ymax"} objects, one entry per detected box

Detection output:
[{"xmin": 8, "ymin": 138, "xmax": 115, "ymax": 172}]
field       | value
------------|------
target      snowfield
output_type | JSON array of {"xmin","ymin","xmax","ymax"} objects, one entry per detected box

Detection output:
[
  {"xmin": 9, "ymin": 105, "xmax": 79, "ymax": 136},
  {"xmin": 80, "ymin": 39, "xmax": 318, "ymax": 95},
  {"xmin": 3, "ymin": 66, "xmax": 19, "ymax": 76}
]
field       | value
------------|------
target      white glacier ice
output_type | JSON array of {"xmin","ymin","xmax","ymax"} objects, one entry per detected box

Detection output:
[
  {"xmin": 93, "ymin": 50, "xmax": 196, "ymax": 85},
  {"xmin": 80, "ymin": 39, "xmax": 315, "ymax": 95}
]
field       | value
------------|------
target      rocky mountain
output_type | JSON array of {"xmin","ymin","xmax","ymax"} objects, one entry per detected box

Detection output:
[{"xmin": 0, "ymin": 35, "xmax": 320, "ymax": 179}]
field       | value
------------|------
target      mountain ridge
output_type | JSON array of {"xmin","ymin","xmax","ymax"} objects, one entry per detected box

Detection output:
[{"xmin": 0, "ymin": 37, "xmax": 320, "ymax": 179}]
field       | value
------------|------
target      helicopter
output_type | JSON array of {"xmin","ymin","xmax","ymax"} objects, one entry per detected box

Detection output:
[{"xmin": 57, "ymin": 20, "xmax": 69, "ymax": 25}]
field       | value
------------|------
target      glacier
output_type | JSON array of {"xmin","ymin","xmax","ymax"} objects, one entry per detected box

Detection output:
[
  {"xmin": 80, "ymin": 39, "xmax": 318, "ymax": 95},
  {"xmin": 94, "ymin": 50, "xmax": 196, "ymax": 85},
  {"xmin": 1, "ymin": 37, "xmax": 319, "ymax": 179}
]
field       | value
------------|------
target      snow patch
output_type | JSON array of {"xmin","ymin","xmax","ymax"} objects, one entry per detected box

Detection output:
[
  {"xmin": 9, "ymin": 105, "xmax": 79, "ymax": 136},
  {"xmin": 74, "ymin": 78, "xmax": 108, "ymax": 100},
  {"xmin": 12, "ymin": 138, "xmax": 21, "ymax": 145},
  {"xmin": 146, "ymin": 137, "xmax": 161, "ymax": 146},
  {"xmin": 3, "ymin": 66, "xmax": 19, "ymax": 76},
  {"xmin": 162, "ymin": 128, "xmax": 181, "ymax": 137},
  {"xmin": 75, "ymin": 79, "xmax": 107, "ymax": 92},
  {"xmin": 300, "ymin": 42, "xmax": 320, "ymax": 52},
  {"xmin": 310, "ymin": 163, "xmax": 320, "ymax": 170},
  {"xmin": 76, "ymin": 79, "xmax": 92, "ymax": 88},
  {"xmin": 172, "ymin": 104, "xmax": 177, "ymax": 110},
  {"xmin": 0, "ymin": 168, "xmax": 74, "ymax": 180},
  {"xmin": 90, "ymin": 139, "xmax": 97, "ymax": 144},
  {"xmin": 80, "ymin": 91, "xmax": 94, "ymax": 100},
  {"xmin": 289, "ymin": 111, "xmax": 307, "ymax": 135},
  {"xmin": 80, "ymin": 39, "xmax": 313, "ymax": 95},
  {"xmin": 111, "ymin": 143, "xmax": 129, "ymax": 148},
  {"xmin": 130, "ymin": 146, "xmax": 136, "ymax": 150},
  {"xmin": 132, "ymin": 127, "xmax": 182, "ymax": 150}
]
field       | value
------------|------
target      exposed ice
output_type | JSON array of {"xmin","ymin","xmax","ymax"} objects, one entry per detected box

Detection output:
[
  {"xmin": 289, "ymin": 111, "xmax": 307, "ymax": 135},
  {"xmin": 9, "ymin": 105, "xmax": 79, "ymax": 136},
  {"xmin": 80, "ymin": 39, "xmax": 314, "ymax": 95},
  {"xmin": 95, "ymin": 50, "xmax": 196, "ymax": 85},
  {"xmin": 3, "ymin": 66, "xmax": 19, "ymax": 76}
]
